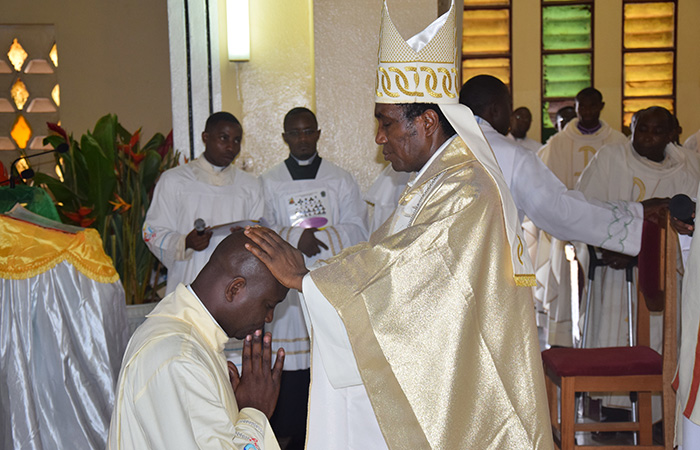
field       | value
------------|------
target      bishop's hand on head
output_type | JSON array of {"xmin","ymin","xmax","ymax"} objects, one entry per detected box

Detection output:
[{"xmin": 244, "ymin": 226, "xmax": 309, "ymax": 292}]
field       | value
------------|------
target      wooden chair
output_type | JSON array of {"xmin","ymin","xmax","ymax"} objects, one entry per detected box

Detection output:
[{"xmin": 542, "ymin": 212, "xmax": 678, "ymax": 449}]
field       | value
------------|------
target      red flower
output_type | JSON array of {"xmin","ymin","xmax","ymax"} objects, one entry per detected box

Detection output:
[
  {"xmin": 119, "ymin": 129, "xmax": 146, "ymax": 166},
  {"xmin": 63, "ymin": 211, "xmax": 81, "ymax": 222},
  {"xmin": 0, "ymin": 161, "xmax": 8, "ymax": 183},
  {"xmin": 157, "ymin": 130, "xmax": 173, "ymax": 158},
  {"xmin": 79, "ymin": 217, "xmax": 96, "ymax": 227},
  {"xmin": 47, "ymin": 122, "xmax": 69, "ymax": 143},
  {"xmin": 64, "ymin": 205, "xmax": 96, "ymax": 227}
]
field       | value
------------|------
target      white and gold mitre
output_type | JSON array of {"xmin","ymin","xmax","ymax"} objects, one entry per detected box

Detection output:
[{"xmin": 375, "ymin": 0, "xmax": 459, "ymax": 104}]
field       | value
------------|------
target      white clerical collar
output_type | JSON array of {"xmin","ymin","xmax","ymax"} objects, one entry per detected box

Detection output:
[
  {"xmin": 291, "ymin": 152, "xmax": 318, "ymax": 166},
  {"xmin": 210, "ymin": 162, "xmax": 227, "ymax": 172},
  {"xmin": 407, "ymin": 134, "xmax": 457, "ymax": 188},
  {"xmin": 186, "ymin": 284, "xmax": 226, "ymax": 334}
]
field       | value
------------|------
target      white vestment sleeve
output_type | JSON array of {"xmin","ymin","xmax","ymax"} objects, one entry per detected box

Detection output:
[
  {"xmin": 299, "ymin": 273, "xmax": 362, "ymax": 388},
  {"xmin": 143, "ymin": 175, "xmax": 193, "ymax": 269},
  {"xmin": 513, "ymin": 148, "xmax": 643, "ymax": 256}
]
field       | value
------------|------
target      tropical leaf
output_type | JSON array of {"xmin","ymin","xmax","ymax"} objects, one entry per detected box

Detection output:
[
  {"xmin": 42, "ymin": 135, "xmax": 65, "ymax": 149},
  {"xmin": 33, "ymin": 172, "xmax": 79, "ymax": 204},
  {"xmin": 139, "ymin": 150, "xmax": 162, "ymax": 191},
  {"xmin": 91, "ymin": 114, "xmax": 117, "ymax": 163},
  {"xmin": 142, "ymin": 132, "xmax": 165, "ymax": 152},
  {"xmin": 81, "ymin": 134, "xmax": 117, "ymax": 232},
  {"xmin": 33, "ymin": 115, "xmax": 178, "ymax": 304}
]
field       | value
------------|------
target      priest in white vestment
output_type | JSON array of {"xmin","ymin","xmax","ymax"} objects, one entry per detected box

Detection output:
[
  {"xmin": 246, "ymin": 2, "xmax": 552, "ymax": 449},
  {"xmin": 675, "ymin": 182, "xmax": 700, "ymax": 449},
  {"xmin": 143, "ymin": 112, "xmax": 264, "ymax": 364},
  {"xmin": 538, "ymin": 87, "xmax": 628, "ymax": 190},
  {"xmin": 260, "ymin": 107, "xmax": 368, "ymax": 446},
  {"xmin": 537, "ymin": 88, "xmax": 629, "ymax": 344},
  {"xmin": 574, "ymin": 107, "xmax": 699, "ymax": 411},
  {"xmin": 458, "ymin": 76, "xmax": 665, "ymax": 343}
]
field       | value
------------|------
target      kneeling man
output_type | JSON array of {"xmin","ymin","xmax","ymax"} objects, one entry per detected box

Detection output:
[{"xmin": 108, "ymin": 231, "xmax": 288, "ymax": 450}]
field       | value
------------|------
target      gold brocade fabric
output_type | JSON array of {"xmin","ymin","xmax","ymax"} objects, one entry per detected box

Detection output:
[
  {"xmin": 0, "ymin": 215, "xmax": 119, "ymax": 283},
  {"xmin": 312, "ymin": 138, "xmax": 552, "ymax": 449}
]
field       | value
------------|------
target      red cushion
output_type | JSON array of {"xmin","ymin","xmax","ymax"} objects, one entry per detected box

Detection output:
[{"xmin": 542, "ymin": 346, "xmax": 662, "ymax": 377}]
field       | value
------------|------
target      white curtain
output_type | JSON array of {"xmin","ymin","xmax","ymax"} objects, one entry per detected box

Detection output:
[{"xmin": 0, "ymin": 261, "xmax": 128, "ymax": 450}]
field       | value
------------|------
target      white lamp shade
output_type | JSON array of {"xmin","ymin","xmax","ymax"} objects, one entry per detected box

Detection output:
[{"xmin": 227, "ymin": 0, "xmax": 250, "ymax": 61}]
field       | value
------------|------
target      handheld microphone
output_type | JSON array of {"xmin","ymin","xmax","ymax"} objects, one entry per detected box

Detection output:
[
  {"xmin": 194, "ymin": 218, "xmax": 206, "ymax": 235},
  {"xmin": 669, "ymin": 194, "xmax": 695, "ymax": 225},
  {"xmin": 9, "ymin": 142, "xmax": 70, "ymax": 188}
]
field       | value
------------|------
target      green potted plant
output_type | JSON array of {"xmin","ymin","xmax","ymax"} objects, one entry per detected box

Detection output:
[{"xmin": 34, "ymin": 114, "xmax": 179, "ymax": 305}]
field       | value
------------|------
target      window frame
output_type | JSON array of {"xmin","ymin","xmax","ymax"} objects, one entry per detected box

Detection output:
[
  {"xmin": 462, "ymin": 1, "xmax": 513, "ymax": 95},
  {"xmin": 540, "ymin": 0, "xmax": 595, "ymax": 141},
  {"xmin": 620, "ymin": 0, "xmax": 678, "ymax": 131}
]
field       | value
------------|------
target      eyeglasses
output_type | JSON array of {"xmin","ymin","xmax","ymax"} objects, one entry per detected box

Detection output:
[{"xmin": 285, "ymin": 128, "xmax": 319, "ymax": 137}]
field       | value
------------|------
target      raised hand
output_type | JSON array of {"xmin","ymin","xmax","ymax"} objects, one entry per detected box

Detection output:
[
  {"xmin": 185, "ymin": 227, "xmax": 212, "ymax": 251},
  {"xmin": 297, "ymin": 227, "xmax": 329, "ymax": 257}
]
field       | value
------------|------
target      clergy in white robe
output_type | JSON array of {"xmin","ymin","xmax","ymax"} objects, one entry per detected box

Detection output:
[
  {"xmin": 458, "ymin": 77, "xmax": 648, "ymax": 346},
  {"xmin": 538, "ymin": 88, "xmax": 628, "ymax": 190},
  {"xmin": 575, "ymin": 108, "xmax": 699, "ymax": 411},
  {"xmin": 675, "ymin": 182, "xmax": 700, "ymax": 448},
  {"xmin": 143, "ymin": 112, "xmax": 264, "ymax": 365},
  {"xmin": 364, "ymin": 164, "xmax": 411, "ymax": 233},
  {"xmin": 260, "ymin": 107, "xmax": 368, "ymax": 445},
  {"xmin": 143, "ymin": 113, "xmax": 264, "ymax": 295},
  {"xmin": 109, "ymin": 233, "xmax": 288, "ymax": 450},
  {"xmin": 261, "ymin": 155, "xmax": 368, "ymax": 369},
  {"xmin": 537, "ymin": 89, "xmax": 629, "ymax": 344}
]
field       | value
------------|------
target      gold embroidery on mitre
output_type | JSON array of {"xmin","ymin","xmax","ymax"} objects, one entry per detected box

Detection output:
[
  {"xmin": 389, "ymin": 67, "xmax": 424, "ymax": 97},
  {"xmin": 375, "ymin": 0, "xmax": 459, "ymax": 104},
  {"xmin": 440, "ymin": 67, "xmax": 457, "ymax": 99},
  {"xmin": 406, "ymin": 66, "xmax": 420, "ymax": 86},
  {"xmin": 421, "ymin": 67, "xmax": 442, "ymax": 98},
  {"xmin": 378, "ymin": 67, "xmax": 400, "ymax": 98}
]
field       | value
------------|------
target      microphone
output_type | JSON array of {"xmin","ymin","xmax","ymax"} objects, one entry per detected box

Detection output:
[
  {"xmin": 9, "ymin": 142, "xmax": 69, "ymax": 188},
  {"xmin": 194, "ymin": 218, "xmax": 206, "ymax": 235},
  {"xmin": 669, "ymin": 194, "xmax": 695, "ymax": 225}
]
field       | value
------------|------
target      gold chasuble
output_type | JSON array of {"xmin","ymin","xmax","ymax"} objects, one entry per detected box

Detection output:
[{"xmin": 311, "ymin": 136, "xmax": 552, "ymax": 449}]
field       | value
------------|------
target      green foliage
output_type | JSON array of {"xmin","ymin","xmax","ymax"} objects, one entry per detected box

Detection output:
[{"xmin": 37, "ymin": 114, "xmax": 179, "ymax": 304}]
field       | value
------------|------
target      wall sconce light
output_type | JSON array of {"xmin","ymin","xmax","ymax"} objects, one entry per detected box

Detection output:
[{"xmin": 227, "ymin": 0, "xmax": 250, "ymax": 61}]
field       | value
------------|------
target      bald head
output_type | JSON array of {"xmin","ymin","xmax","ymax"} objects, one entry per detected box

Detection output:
[
  {"xmin": 460, "ymin": 75, "xmax": 512, "ymax": 135},
  {"xmin": 192, "ymin": 231, "xmax": 288, "ymax": 338},
  {"xmin": 195, "ymin": 232, "xmax": 266, "ymax": 285}
]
